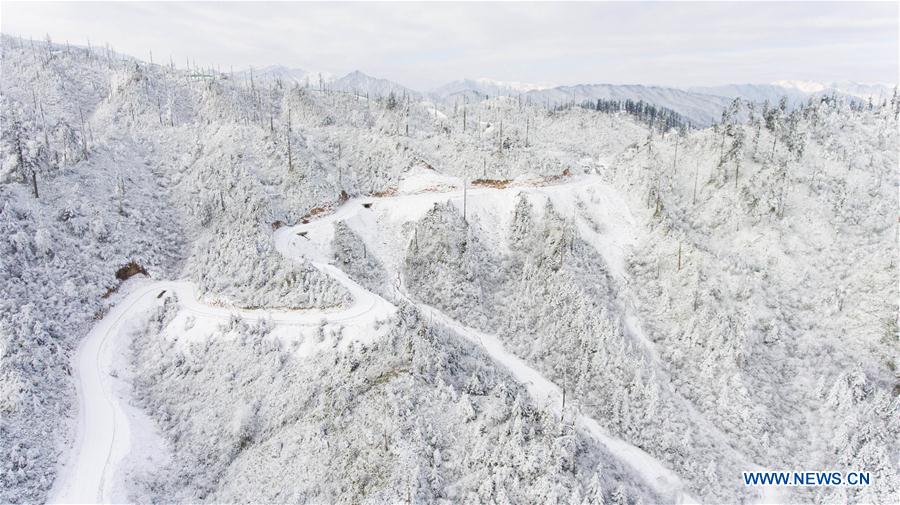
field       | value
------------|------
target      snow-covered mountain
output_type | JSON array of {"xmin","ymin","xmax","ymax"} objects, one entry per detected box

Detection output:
[
  {"xmin": 687, "ymin": 83, "xmax": 813, "ymax": 109},
  {"xmin": 524, "ymin": 83, "xmax": 735, "ymax": 126},
  {"xmin": 431, "ymin": 77, "xmax": 553, "ymax": 100},
  {"xmin": 1, "ymin": 33, "xmax": 897, "ymax": 505},
  {"xmin": 430, "ymin": 80, "xmax": 731, "ymax": 126},
  {"xmin": 230, "ymin": 68, "xmax": 895, "ymax": 128},
  {"xmin": 330, "ymin": 70, "xmax": 420, "ymax": 98},
  {"xmin": 773, "ymin": 80, "xmax": 895, "ymax": 101},
  {"xmin": 691, "ymin": 81, "xmax": 896, "ymax": 107}
]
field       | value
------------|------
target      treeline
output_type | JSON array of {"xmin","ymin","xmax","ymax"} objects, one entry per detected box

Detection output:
[{"xmin": 569, "ymin": 98, "xmax": 690, "ymax": 132}]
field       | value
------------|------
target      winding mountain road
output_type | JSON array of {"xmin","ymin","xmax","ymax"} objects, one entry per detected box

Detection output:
[
  {"xmin": 50, "ymin": 175, "xmax": 702, "ymax": 504},
  {"xmin": 49, "ymin": 272, "xmax": 394, "ymax": 503}
]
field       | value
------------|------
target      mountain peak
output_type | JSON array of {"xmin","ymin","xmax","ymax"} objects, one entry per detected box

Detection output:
[
  {"xmin": 432, "ymin": 77, "xmax": 553, "ymax": 98},
  {"xmin": 333, "ymin": 70, "xmax": 418, "ymax": 98}
]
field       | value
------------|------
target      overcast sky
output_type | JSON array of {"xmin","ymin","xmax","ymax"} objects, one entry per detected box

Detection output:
[{"xmin": 3, "ymin": 1, "xmax": 897, "ymax": 90}]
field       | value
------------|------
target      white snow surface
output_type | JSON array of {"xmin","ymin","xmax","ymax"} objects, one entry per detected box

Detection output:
[
  {"xmin": 48, "ymin": 279, "xmax": 170, "ymax": 504},
  {"xmin": 50, "ymin": 255, "xmax": 395, "ymax": 503},
  {"xmin": 52, "ymin": 174, "xmax": 696, "ymax": 503},
  {"xmin": 276, "ymin": 174, "xmax": 697, "ymax": 502},
  {"xmin": 419, "ymin": 303, "xmax": 698, "ymax": 504},
  {"xmin": 3, "ymin": 35, "xmax": 897, "ymax": 504}
]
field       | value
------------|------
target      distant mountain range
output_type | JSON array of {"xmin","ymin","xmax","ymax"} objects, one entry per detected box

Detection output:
[
  {"xmin": 240, "ymin": 65, "xmax": 895, "ymax": 127},
  {"xmin": 687, "ymin": 84, "xmax": 813, "ymax": 109},
  {"xmin": 524, "ymin": 84, "xmax": 735, "ymax": 126},
  {"xmin": 689, "ymin": 81, "xmax": 894, "ymax": 109},
  {"xmin": 431, "ymin": 77, "xmax": 554, "ymax": 101},
  {"xmin": 330, "ymin": 70, "xmax": 421, "ymax": 99},
  {"xmin": 773, "ymin": 80, "xmax": 894, "ymax": 101}
]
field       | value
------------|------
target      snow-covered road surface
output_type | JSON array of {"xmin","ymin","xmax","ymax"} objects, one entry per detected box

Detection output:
[{"xmin": 49, "ymin": 280, "xmax": 169, "ymax": 504}]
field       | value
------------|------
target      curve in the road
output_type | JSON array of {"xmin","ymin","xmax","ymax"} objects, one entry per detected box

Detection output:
[{"xmin": 50, "ymin": 264, "xmax": 395, "ymax": 503}]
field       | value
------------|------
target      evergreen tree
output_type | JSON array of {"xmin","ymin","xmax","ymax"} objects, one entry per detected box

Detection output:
[{"xmin": 582, "ymin": 470, "xmax": 605, "ymax": 505}]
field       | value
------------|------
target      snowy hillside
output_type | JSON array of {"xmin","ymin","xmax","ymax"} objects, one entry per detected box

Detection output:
[
  {"xmin": 431, "ymin": 77, "xmax": 553, "ymax": 101},
  {"xmin": 330, "ymin": 70, "xmax": 420, "ymax": 99},
  {"xmin": 233, "ymin": 65, "xmax": 335, "ymax": 90},
  {"xmin": 428, "ymin": 80, "xmax": 734, "ymax": 127},
  {"xmin": 688, "ymin": 84, "xmax": 814, "ymax": 109},
  {"xmin": 521, "ymin": 84, "xmax": 735, "ymax": 127},
  {"xmin": 439, "ymin": 80, "xmax": 898, "ymax": 127},
  {"xmin": 773, "ymin": 80, "xmax": 895, "ymax": 101},
  {"xmin": 1, "ymin": 33, "xmax": 898, "ymax": 505},
  {"xmin": 691, "ymin": 81, "xmax": 896, "ymax": 109}
]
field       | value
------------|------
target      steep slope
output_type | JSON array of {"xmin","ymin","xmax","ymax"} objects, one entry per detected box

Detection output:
[
  {"xmin": 606, "ymin": 99, "xmax": 899, "ymax": 503},
  {"xmin": 688, "ymin": 83, "xmax": 813, "ymax": 109},
  {"xmin": 522, "ymin": 84, "xmax": 734, "ymax": 127},
  {"xmin": 129, "ymin": 296, "xmax": 669, "ymax": 503}
]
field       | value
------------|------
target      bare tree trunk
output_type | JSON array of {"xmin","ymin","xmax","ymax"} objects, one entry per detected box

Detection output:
[
  {"xmin": 117, "ymin": 175, "xmax": 125, "ymax": 214},
  {"xmin": 672, "ymin": 135, "xmax": 678, "ymax": 178},
  {"xmin": 525, "ymin": 116, "xmax": 529, "ymax": 148},
  {"xmin": 692, "ymin": 159, "xmax": 700, "ymax": 204},
  {"xmin": 677, "ymin": 242, "xmax": 682, "ymax": 271},
  {"xmin": 78, "ymin": 106, "xmax": 89, "ymax": 158},
  {"xmin": 462, "ymin": 96, "xmax": 467, "ymax": 132},
  {"xmin": 654, "ymin": 175, "xmax": 662, "ymax": 216},
  {"xmin": 719, "ymin": 133, "xmax": 726, "ymax": 165},
  {"xmin": 39, "ymin": 103, "xmax": 50, "ymax": 155},
  {"xmin": 462, "ymin": 177, "xmax": 467, "ymax": 224},
  {"xmin": 287, "ymin": 107, "xmax": 293, "ymax": 171},
  {"xmin": 31, "ymin": 170, "xmax": 38, "ymax": 199}
]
